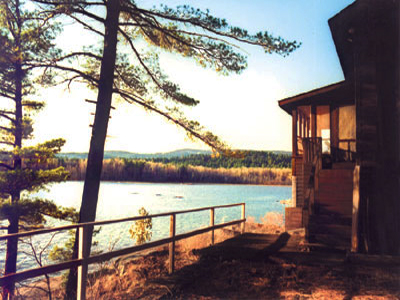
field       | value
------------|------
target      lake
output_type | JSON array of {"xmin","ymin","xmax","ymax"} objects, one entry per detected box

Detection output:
[{"xmin": 1, "ymin": 181, "xmax": 291, "ymax": 271}]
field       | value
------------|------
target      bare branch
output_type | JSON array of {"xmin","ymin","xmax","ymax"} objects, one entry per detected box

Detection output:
[
  {"xmin": 114, "ymin": 88, "xmax": 226, "ymax": 152},
  {"xmin": 53, "ymin": 52, "xmax": 102, "ymax": 63},
  {"xmin": 27, "ymin": 62, "xmax": 99, "ymax": 86},
  {"xmin": 0, "ymin": 92, "xmax": 16, "ymax": 101},
  {"xmin": 118, "ymin": 28, "xmax": 192, "ymax": 104},
  {"xmin": 0, "ymin": 110, "xmax": 15, "ymax": 115},
  {"xmin": 0, "ymin": 162, "xmax": 13, "ymax": 170},
  {"xmin": 0, "ymin": 141, "xmax": 14, "ymax": 146},
  {"xmin": 66, "ymin": 14, "xmax": 104, "ymax": 36},
  {"xmin": 32, "ymin": 0, "xmax": 104, "ymax": 7},
  {"xmin": 67, "ymin": 6, "xmax": 105, "ymax": 24},
  {"xmin": 0, "ymin": 112, "xmax": 16, "ymax": 124},
  {"xmin": 0, "ymin": 126, "xmax": 13, "ymax": 133}
]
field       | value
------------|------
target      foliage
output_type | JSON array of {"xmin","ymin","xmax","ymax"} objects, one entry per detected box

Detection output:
[
  {"xmin": 0, "ymin": 198, "xmax": 77, "ymax": 228},
  {"xmin": 53, "ymin": 158, "xmax": 291, "ymax": 185},
  {"xmin": 0, "ymin": 0, "xmax": 71, "ymax": 229},
  {"xmin": 33, "ymin": 0, "xmax": 300, "ymax": 154},
  {"xmin": 0, "ymin": 139, "xmax": 72, "ymax": 229},
  {"xmin": 129, "ymin": 207, "xmax": 152, "ymax": 246},
  {"xmin": 49, "ymin": 228, "xmax": 100, "ymax": 263},
  {"xmin": 0, "ymin": 1, "xmax": 74, "ymax": 296},
  {"xmin": 18, "ymin": 233, "xmax": 60, "ymax": 299},
  {"xmin": 48, "ymin": 230, "xmax": 76, "ymax": 263},
  {"xmin": 47, "ymin": 227, "xmax": 100, "ymax": 289},
  {"xmin": 150, "ymin": 151, "xmax": 291, "ymax": 169}
]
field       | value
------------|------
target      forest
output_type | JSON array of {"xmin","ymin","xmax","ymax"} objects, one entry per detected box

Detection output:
[
  {"xmin": 54, "ymin": 156, "xmax": 292, "ymax": 185},
  {"xmin": 150, "ymin": 151, "xmax": 291, "ymax": 168}
]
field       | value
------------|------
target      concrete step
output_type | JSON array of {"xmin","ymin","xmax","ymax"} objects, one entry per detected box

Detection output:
[
  {"xmin": 308, "ymin": 233, "xmax": 351, "ymax": 250},
  {"xmin": 309, "ymin": 214, "xmax": 351, "ymax": 226},
  {"xmin": 319, "ymin": 173, "xmax": 353, "ymax": 181},
  {"xmin": 316, "ymin": 203, "xmax": 352, "ymax": 209},
  {"xmin": 317, "ymin": 187, "xmax": 353, "ymax": 195},
  {"xmin": 313, "ymin": 205, "xmax": 352, "ymax": 218},
  {"xmin": 309, "ymin": 223, "xmax": 351, "ymax": 238},
  {"xmin": 332, "ymin": 162, "xmax": 355, "ymax": 170},
  {"xmin": 317, "ymin": 194, "xmax": 353, "ymax": 200}
]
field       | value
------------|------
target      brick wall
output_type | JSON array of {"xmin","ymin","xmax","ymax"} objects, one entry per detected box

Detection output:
[{"xmin": 285, "ymin": 207, "xmax": 303, "ymax": 231}]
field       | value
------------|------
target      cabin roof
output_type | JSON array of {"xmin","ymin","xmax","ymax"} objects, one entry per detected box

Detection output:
[
  {"xmin": 278, "ymin": 0, "xmax": 363, "ymax": 115},
  {"xmin": 278, "ymin": 80, "xmax": 354, "ymax": 114},
  {"xmin": 328, "ymin": 0, "xmax": 360, "ymax": 79}
]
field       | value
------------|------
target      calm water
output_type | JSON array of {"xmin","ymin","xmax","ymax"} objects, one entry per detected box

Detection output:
[{"xmin": 1, "ymin": 181, "xmax": 291, "ymax": 271}]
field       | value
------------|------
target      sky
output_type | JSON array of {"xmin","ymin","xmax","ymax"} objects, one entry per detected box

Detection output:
[{"xmin": 31, "ymin": 0, "xmax": 355, "ymax": 153}]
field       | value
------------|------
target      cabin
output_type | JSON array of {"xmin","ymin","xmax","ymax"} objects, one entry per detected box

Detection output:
[{"xmin": 279, "ymin": 0, "xmax": 400, "ymax": 254}]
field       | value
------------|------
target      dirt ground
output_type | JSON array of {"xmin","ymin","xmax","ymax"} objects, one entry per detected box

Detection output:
[{"xmin": 16, "ymin": 222, "xmax": 400, "ymax": 299}]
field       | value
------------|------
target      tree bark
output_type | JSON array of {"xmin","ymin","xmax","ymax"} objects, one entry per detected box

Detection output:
[
  {"xmin": 3, "ymin": 62, "xmax": 23, "ymax": 300},
  {"xmin": 3, "ymin": 1, "xmax": 23, "ymax": 296},
  {"xmin": 65, "ymin": 0, "xmax": 121, "ymax": 297}
]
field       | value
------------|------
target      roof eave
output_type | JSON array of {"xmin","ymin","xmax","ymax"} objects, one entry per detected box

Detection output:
[{"xmin": 278, "ymin": 80, "xmax": 354, "ymax": 114}]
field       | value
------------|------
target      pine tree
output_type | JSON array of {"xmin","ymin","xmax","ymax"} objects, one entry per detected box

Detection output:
[
  {"xmin": 32, "ymin": 1, "xmax": 300, "ymax": 295},
  {"xmin": 0, "ymin": 0, "xmax": 76, "ymax": 297}
]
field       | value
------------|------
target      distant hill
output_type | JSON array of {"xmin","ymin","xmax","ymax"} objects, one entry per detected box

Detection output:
[
  {"xmin": 150, "ymin": 150, "xmax": 291, "ymax": 169},
  {"xmin": 57, "ymin": 149, "xmax": 212, "ymax": 160},
  {"xmin": 271, "ymin": 150, "xmax": 292, "ymax": 156},
  {"xmin": 56, "ymin": 148, "xmax": 292, "ymax": 169}
]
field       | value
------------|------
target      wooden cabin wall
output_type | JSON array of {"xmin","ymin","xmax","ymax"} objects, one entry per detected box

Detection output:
[
  {"xmin": 316, "ymin": 106, "xmax": 330, "ymax": 137},
  {"xmin": 292, "ymin": 156, "xmax": 304, "ymax": 207},
  {"xmin": 338, "ymin": 105, "xmax": 356, "ymax": 151},
  {"xmin": 330, "ymin": 106, "xmax": 339, "ymax": 150},
  {"xmin": 354, "ymin": 0, "xmax": 400, "ymax": 255}
]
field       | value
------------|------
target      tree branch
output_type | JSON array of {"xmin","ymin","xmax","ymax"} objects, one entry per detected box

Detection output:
[
  {"xmin": 0, "ymin": 141, "xmax": 14, "ymax": 146},
  {"xmin": 0, "ymin": 112, "xmax": 16, "ymax": 124},
  {"xmin": 53, "ymin": 52, "xmax": 102, "ymax": 63},
  {"xmin": 0, "ymin": 162, "xmax": 13, "ymax": 170},
  {"xmin": 0, "ymin": 92, "xmax": 16, "ymax": 101},
  {"xmin": 0, "ymin": 126, "xmax": 13, "ymax": 133},
  {"xmin": 32, "ymin": 0, "xmax": 105, "ymax": 7},
  {"xmin": 0, "ymin": 110, "xmax": 15, "ymax": 115},
  {"xmin": 135, "ymin": 6, "xmax": 299, "ymax": 54},
  {"xmin": 114, "ymin": 88, "xmax": 226, "ymax": 152},
  {"xmin": 118, "ymin": 28, "xmax": 187, "ymax": 104},
  {"xmin": 27, "ymin": 63, "xmax": 99, "ymax": 86},
  {"xmin": 66, "ymin": 14, "xmax": 104, "ymax": 36}
]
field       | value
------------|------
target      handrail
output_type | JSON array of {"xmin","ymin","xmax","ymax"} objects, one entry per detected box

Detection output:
[
  {"xmin": 301, "ymin": 138, "xmax": 322, "ymax": 235},
  {"xmin": 333, "ymin": 139, "xmax": 356, "ymax": 163},
  {"xmin": 0, "ymin": 203, "xmax": 246, "ymax": 299},
  {"xmin": 0, "ymin": 202, "xmax": 243, "ymax": 241},
  {"xmin": 302, "ymin": 137, "xmax": 322, "ymax": 164}
]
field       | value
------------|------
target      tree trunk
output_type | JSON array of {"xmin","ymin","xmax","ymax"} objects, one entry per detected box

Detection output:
[
  {"xmin": 3, "ymin": 68, "xmax": 22, "ymax": 299},
  {"xmin": 65, "ymin": 0, "xmax": 121, "ymax": 297},
  {"xmin": 3, "ymin": 4, "xmax": 23, "ymax": 294}
]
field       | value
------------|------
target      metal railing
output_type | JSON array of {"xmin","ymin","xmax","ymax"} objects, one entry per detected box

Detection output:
[{"xmin": 0, "ymin": 203, "xmax": 246, "ymax": 299}]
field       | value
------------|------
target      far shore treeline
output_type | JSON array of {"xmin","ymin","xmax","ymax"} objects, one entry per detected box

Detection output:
[{"xmin": 51, "ymin": 150, "xmax": 292, "ymax": 185}]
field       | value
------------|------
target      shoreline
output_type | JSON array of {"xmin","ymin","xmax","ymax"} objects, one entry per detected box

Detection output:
[{"xmin": 64, "ymin": 179, "xmax": 292, "ymax": 187}]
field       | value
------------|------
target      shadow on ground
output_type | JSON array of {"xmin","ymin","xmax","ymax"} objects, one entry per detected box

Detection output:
[{"xmin": 149, "ymin": 232, "xmax": 400, "ymax": 299}]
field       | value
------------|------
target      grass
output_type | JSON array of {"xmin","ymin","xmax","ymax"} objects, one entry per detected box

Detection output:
[{"xmin": 14, "ymin": 214, "xmax": 400, "ymax": 299}]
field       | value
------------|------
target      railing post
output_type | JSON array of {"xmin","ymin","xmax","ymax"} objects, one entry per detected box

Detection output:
[
  {"xmin": 210, "ymin": 208, "xmax": 215, "ymax": 245},
  {"xmin": 77, "ymin": 225, "xmax": 89, "ymax": 300},
  {"xmin": 351, "ymin": 165, "xmax": 360, "ymax": 252},
  {"xmin": 241, "ymin": 204, "xmax": 245, "ymax": 234},
  {"xmin": 169, "ymin": 213, "xmax": 176, "ymax": 274},
  {"xmin": 348, "ymin": 141, "xmax": 351, "ymax": 161}
]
